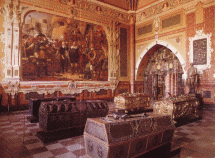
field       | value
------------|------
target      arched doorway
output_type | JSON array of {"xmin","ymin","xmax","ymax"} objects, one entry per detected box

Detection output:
[{"xmin": 139, "ymin": 45, "xmax": 184, "ymax": 100}]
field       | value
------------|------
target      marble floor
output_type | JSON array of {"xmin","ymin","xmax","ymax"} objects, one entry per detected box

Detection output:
[{"xmin": 0, "ymin": 105, "xmax": 215, "ymax": 158}]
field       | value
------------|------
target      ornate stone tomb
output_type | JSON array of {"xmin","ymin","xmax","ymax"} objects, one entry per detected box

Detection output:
[
  {"xmin": 84, "ymin": 113, "xmax": 175, "ymax": 158},
  {"xmin": 29, "ymin": 96, "xmax": 76, "ymax": 122},
  {"xmin": 39, "ymin": 100, "xmax": 109, "ymax": 132},
  {"xmin": 114, "ymin": 93, "xmax": 151, "ymax": 114},
  {"xmin": 153, "ymin": 94, "xmax": 199, "ymax": 120}
]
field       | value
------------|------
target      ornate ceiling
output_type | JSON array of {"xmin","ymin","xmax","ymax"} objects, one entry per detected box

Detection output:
[{"xmin": 97, "ymin": 0, "xmax": 160, "ymax": 10}]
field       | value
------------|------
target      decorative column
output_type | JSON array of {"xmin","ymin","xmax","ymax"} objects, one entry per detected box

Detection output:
[
  {"xmin": 165, "ymin": 73, "xmax": 170, "ymax": 98},
  {"xmin": 108, "ymin": 20, "xmax": 120, "ymax": 80},
  {"xmin": 12, "ymin": 2, "xmax": 21, "ymax": 79},
  {"xmin": 0, "ymin": 2, "xmax": 13, "ymax": 79},
  {"xmin": 171, "ymin": 73, "xmax": 174, "ymax": 96},
  {"xmin": 174, "ymin": 73, "xmax": 177, "ymax": 96},
  {"xmin": 130, "ymin": 15, "xmax": 135, "ymax": 93}
]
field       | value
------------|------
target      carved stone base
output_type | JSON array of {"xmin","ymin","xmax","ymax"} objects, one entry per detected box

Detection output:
[
  {"xmin": 37, "ymin": 126, "xmax": 84, "ymax": 143},
  {"xmin": 27, "ymin": 116, "xmax": 38, "ymax": 123},
  {"xmin": 174, "ymin": 114, "xmax": 202, "ymax": 127}
]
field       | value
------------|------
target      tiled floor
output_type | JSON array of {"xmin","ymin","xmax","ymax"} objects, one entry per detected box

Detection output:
[{"xmin": 0, "ymin": 105, "xmax": 215, "ymax": 158}]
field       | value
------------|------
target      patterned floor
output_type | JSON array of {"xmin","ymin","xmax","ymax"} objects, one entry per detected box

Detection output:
[{"xmin": 0, "ymin": 105, "xmax": 215, "ymax": 158}]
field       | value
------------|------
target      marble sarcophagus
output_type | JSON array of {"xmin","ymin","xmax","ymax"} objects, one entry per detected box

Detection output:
[
  {"xmin": 39, "ymin": 100, "xmax": 109, "ymax": 132},
  {"xmin": 153, "ymin": 94, "xmax": 199, "ymax": 120},
  {"xmin": 114, "ymin": 93, "xmax": 151, "ymax": 114},
  {"xmin": 84, "ymin": 113, "xmax": 175, "ymax": 158}
]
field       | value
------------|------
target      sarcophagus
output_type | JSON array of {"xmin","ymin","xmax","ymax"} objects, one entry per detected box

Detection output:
[
  {"xmin": 153, "ymin": 94, "xmax": 199, "ymax": 120},
  {"xmin": 114, "ymin": 93, "xmax": 150, "ymax": 113},
  {"xmin": 84, "ymin": 113, "xmax": 175, "ymax": 158},
  {"xmin": 39, "ymin": 100, "xmax": 109, "ymax": 132}
]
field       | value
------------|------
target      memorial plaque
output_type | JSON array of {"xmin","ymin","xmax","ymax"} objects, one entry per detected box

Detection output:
[
  {"xmin": 203, "ymin": 91, "xmax": 211, "ymax": 98},
  {"xmin": 193, "ymin": 38, "xmax": 207, "ymax": 65}
]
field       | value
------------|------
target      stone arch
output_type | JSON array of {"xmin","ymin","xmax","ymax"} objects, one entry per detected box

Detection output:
[{"xmin": 135, "ymin": 40, "xmax": 186, "ymax": 80}]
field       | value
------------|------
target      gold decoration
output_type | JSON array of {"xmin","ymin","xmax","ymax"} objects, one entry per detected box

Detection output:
[
  {"xmin": 114, "ymin": 93, "xmax": 150, "ymax": 112},
  {"xmin": 153, "ymin": 94, "xmax": 199, "ymax": 120}
]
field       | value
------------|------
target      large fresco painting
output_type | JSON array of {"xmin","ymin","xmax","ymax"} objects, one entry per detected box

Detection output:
[{"xmin": 21, "ymin": 12, "xmax": 108, "ymax": 81}]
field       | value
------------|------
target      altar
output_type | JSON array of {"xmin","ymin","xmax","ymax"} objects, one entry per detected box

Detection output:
[{"xmin": 84, "ymin": 113, "xmax": 175, "ymax": 158}]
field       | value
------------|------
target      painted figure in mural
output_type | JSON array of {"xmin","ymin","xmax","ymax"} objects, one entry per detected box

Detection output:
[
  {"xmin": 22, "ymin": 35, "xmax": 34, "ymax": 58},
  {"xmin": 94, "ymin": 52, "xmax": 105, "ymax": 80},
  {"xmin": 59, "ymin": 42, "xmax": 68, "ymax": 73},
  {"xmin": 69, "ymin": 42, "xmax": 79, "ymax": 75},
  {"xmin": 78, "ymin": 45, "xmax": 85, "ymax": 73},
  {"xmin": 186, "ymin": 63, "xmax": 198, "ymax": 94},
  {"xmin": 33, "ymin": 34, "xmax": 49, "ymax": 77},
  {"xmin": 88, "ymin": 47, "xmax": 96, "ymax": 62},
  {"xmin": 21, "ymin": 12, "xmax": 109, "ymax": 81},
  {"xmin": 84, "ymin": 60, "xmax": 93, "ymax": 80}
]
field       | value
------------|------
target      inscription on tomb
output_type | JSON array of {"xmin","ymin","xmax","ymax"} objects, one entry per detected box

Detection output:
[{"xmin": 193, "ymin": 38, "xmax": 207, "ymax": 65}]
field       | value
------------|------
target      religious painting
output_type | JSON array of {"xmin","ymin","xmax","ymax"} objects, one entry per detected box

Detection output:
[{"xmin": 21, "ymin": 12, "xmax": 108, "ymax": 81}]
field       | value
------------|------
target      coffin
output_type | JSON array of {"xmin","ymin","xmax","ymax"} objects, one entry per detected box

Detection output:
[
  {"xmin": 153, "ymin": 94, "xmax": 199, "ymax": 120},
  {"xmin": 114, "ymin": 93, "xmax": 150, "ymax": 113},
  {"xmin": 28, "ymin": 96, "xmax": 76, "ymax": 122},
  {"xmin": 39, "ymin": 100, "xmax": 109, "ymax": 132},
  {"xmin": 84, "ymin": 113, "xmax": 175, "ymax": 158}
]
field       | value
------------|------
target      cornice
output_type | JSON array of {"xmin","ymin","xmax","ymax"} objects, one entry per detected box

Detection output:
[
  {"xmin": 137, "ymin": 0, "xmax": 165, "ymax": 13},
  {"xmin": 1, "ymin": 80, "xmax": 119, "ymax": 95},
  {"xmin": 20, "ymin": 0, "xmax": 130, "ymax": 23},
  {"xmin": 90, "ymin": 0, "xmax": 128, "ymax": 13},
  {"xmin": 202, "ymin": 0, "xmax": 215, "ymax": 8}
]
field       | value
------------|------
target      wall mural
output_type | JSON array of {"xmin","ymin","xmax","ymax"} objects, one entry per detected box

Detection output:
[{"xmin": 21, "ymin": 12, "xmax": 108, "ymax": 81}]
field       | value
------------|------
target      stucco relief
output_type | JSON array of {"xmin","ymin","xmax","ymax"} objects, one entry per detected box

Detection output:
[
  {"xmin": 137, "ymin": 0, "xmax": 198, "ymax": 22},
  {"xmin": 21, "ymin": 0, "xmax": 130, "ymax": 23},
  {"xmin": 0, "ymin": 2, "xmax": 16, "ymax": 79}
]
